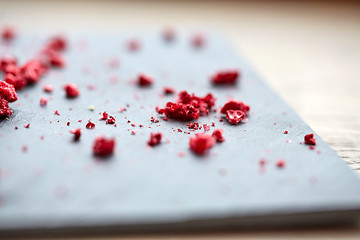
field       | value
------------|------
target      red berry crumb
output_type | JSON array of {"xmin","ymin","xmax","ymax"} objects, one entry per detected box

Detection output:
[
  {"xmin": 99, "ymin": 111, "xmax": 108, "ymax": 120},
  {"xmin": 86, "ymin": 120, "xmax": 95, "ymax": 129},
  {"xmin": 203, "ymin": 124, "xmax": 210, "ymax": 131},
  {"xmin": 1, "ymin": 26, "xmax": 16, "ymax": 40},
  {"xmin": 70, "ymin": 128, "xmax": 81, "ymax": 141},
  {"xmin": 212, "ymin": 128, "xmax": 225, "ymax": 143},
  {"xmin": 0, "ymin": 97, "xmax": 12, "ymax": 117},
  {"xmin": 220, "ymin": 100, "xmax": 250, "ymax": 114},
  {"xmin": 147, "ymin": 133, "xmax": 162, "ymax": 146},
  {"xmin": 138, "ymin": 74, "xmax": 153, "ymax": 87},
  {"xmin": 127, "ymin": 39, "xmax": 140, "ymax": 52},
  {"xmin": 43, "ymin": 84, "xmax": 53, "ymax": 93},
  {"xmin": 304, "ymin": 133, "xmax": 316, "ymax": 145},
  {"xmin": 93, "ymin": 136, "xmax": 115, "ymax": 157},
  {"xmin": 164, "ymin": 86, "xmax": 175, "ymax": 95},
  {"xmin": 211, "ymin": 70, "xmax": 240, "ymax": 85},
  {"xmin": 284, "ymin": 130, "xmax": 288, "ymax": 134},
  {"xmin": 189, "ymin": 133, "xmax": 216, "ymax": 155},
  {"xmin": 187, "ymin": 122, "xmax": 200, "ymax": 130},
  {"xmin": 276, "ymin": 159, "xmax": 286, "ymax": 168},
  {"xmin": 0, "ymin": 81, "xmax": 18, "ymax": 103},
  {"xmin": 151, "ymin": 116, "xmax": 159, "ymax": 123},
  {"xmin": 225, "ymin": 109, "xmax": 246, "ymax": 125},
  {"xmin": 54, "ymin": 110, "xmax": 60, "ymax": 116},
  {"xmin": 106, "ymin": 116, "xmax": 116, "ymax": 124},
  {"xmin": 24, "ymin": 124, "xmax": 30, "ymax": 128},
  {"xmin": 64, "ymin": 83, "xmax": 79, "ymax": 98},
  {"xmin": 191, "ymin": 34, "xmax": 205, "ymax": 48},
  {"xmin": 40, "ymin": 97, "xmax": 47, "ymax": 106}
]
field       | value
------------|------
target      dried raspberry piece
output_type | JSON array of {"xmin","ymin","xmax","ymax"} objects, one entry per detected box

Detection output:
[
  {"xmin": 191, "ymin": 34, "xmax": 205, "ymax": 48},
  {"xmin": 20, "ymin": 60, "xmax": 47, "ymax": 84},
  {"xmin": 106, "ymin": 116, "xmax": 116, "ymax": 124},
  {"xmin": 93, "ymin": 136, "xmax": 115, "ymax": 157},
  {"xmin": 211, "ymin": 70, "xmax": 240, "ymax": 85},
  {"xmin": 304, "ymin": 133, "xmax": 316, "ymax": 145},
  {"xmin": 1, "ymin": 26, "xmax": 16, "ymax": 40},
  {"xmin": 284, "ymin": 130, "xmax": 288, "ymax": 134},
  {"xmin": 0, "ymin": 81, "xmax": 18, "ymax": 103},
  {"xmin": 138, "ymin": 74, "xmax": 153, "ymax": 87},
  {"xmin": 86, "ymin": 120, "xmax": 95, "ymax": 129},
  {"xmin": 54, "ymin": 110, "xmax": 60, "ymax": 116},
  {"xmin": 64, "ymin": 83, "xmax": 79, "ymax": 98},
  {"xmin": 99, "ymin": 111, "xmax": 109, "ymax": 120},
  {"xmin": 0, "ymin": 97, "xmax": 12, "ymax": 117},
  {"xmin": 276, "ymin": 159, "xmax": 286, "ymax": 168},
  {"xmin": 43, "ymin": 84, "xmax": 53, "ymax": 93},
  {"xmin": 225, "ymin": 110, "xmax": 245, "ymax": 125},
  {"xmin": 70, "ymin": 128, "xmax": 81, "ymax": 141},
  {"xmin": 189, "ymin": 133, "xmax": 215, "ymax": 155},
  {"xmin": 4, "ymin": 73, "xmax": 27, "ymax": 90},
  {"xmin": 24, "ymin": 124, "xmax": 30, "ymax": 128},
  {"xmin": 47, "ymin": 36, "xmax": 67, "ymax": 51},
  {"xmin": 212, "ymin": 128, "xmax": 225, "ymax": 143},
  {"xmin": 40, "ymin": 97, "xmax": 47, "ymax": 106},
  {"xmin": 147, "ymin": 133, "xmax": 162, "ymax": 146},
  {"xmin": 220, "ymin": 100, "xmax": 250, "ymax": 114},
  {"xmin": 164, "ymin": 86, "xmax": 175, "ymax": 95},
  {"xmin": 187, "ymin": 122, "xmax": 200, "ymax": 130},
  {"xmin": 127, "ymin": 39, "xmax": 140, "ymax": 52},
  {"xmin": 150, "ymin": 116, "xmax": 159, "ymax": 123},
  {"xmin": 203, "ymin": 124, "xmax": 210, "ymax": 131}
]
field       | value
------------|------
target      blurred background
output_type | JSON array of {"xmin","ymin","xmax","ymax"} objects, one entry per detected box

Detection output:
[{"xmin": 1, "ymin": 0, "xmax": 359, "ymax": 173}]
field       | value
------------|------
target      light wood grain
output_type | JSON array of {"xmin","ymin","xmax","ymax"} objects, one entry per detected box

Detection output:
[{"xmin": 1, "ymin": 0, "xmax": 360, "ymax": 238}]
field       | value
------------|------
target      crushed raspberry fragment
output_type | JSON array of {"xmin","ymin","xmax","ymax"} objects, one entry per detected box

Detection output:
[
  {"xmin": 309, "ymin": 146, "xmax": 315, "ymax": 150},
  {"xmin": 131, "ymin": 123, "xmax": 135, "ymax": 127},
  {"xmin": 86, "ymin": 120, "xmax": 95, "ymax": 129},
  {"xmin": 304, "ymin": 133, "xmax": 316, "ymax": 145},
  {"xmin": 40, "ymin": 97, "xmax": 47, "ymax": 106},
  {"xmin": 127, "ymin": 39, "xmax": 140, "ymax": 52},
  {"xmin": 151, "ymin": 116, "xmax": 159, "ymax": 123},
  {"xmin": 138, "ymin": 74, "xmax": 153, "ymax": 87},
  {"xmin": 220, "ymin": 100, "xmax": 250, "ymax": 115},
  {"xmin": 189, "ymin": 133, "xmax": 216, "ymax": 155},
  {"xmin": 147, "ymin": 133, "xmax": 162, "ymax": 146},
  {"xmin": 0, "ymin": 81, "xmax": 18, "ymax": 102},
  {"xmin": 64, "ymin": 83, "xmax": 79, "ymax": 98},
  {"xmin": 225, "ymin": 110, "xmax": 246, "ymax": 125},
  {"xmin": 24, "ymin": 124, "xmax": 30, "ymax": 128},
  {"xmin": 67, "ymin": 122, "xmax": 70, "ymax": 126},
  {"xmin": 276, "ymin": 159, "xmax": 286, "ymax": 168},
  {"xmin": 70, "ymin": 128, "xmax": 81, "ymax": 141},
  {"xmin": 54, "ymin": 110, "xmax": 60, "ymax": 116},
  {"xmin": 187, "ymin": 122, "xmax": 200, "ymax": 130},
  {"xmin": 43, "ymin": 84, "xmax": 53, "ymax": 93},
  {"xmin": 1, "ymin": 26, "xmax": 16, "ymax": 40},
  {"xmin": 203, "ymin": 124, "xmax": 210, "ymax": 131},
  {"xmin": 93, "ymin": 136, "xmax": 115, "ymax": 157},
  {"xmin": 212, "ymin": 128, "xmax": 225, "ymax": 143},
  {"xmin": 284, "ymin": 130, "xmax": 288, "ymax": 134},
  {"xmin": 106, "ymin": 116, "xmax": 116, "ymax": 124},
  {"xmin": 99, "ymin": 111, "xmax": 108, "ymax": 120},
  {"xmin": 211, "ymin": 70, "xmax": 240, "ymax": 85},
  {"xmin": 191, "ymin": 34, "xmax": 205, "ymax": 48},
  {"xmin": 131, "ymin": 130, "xmax": 136, "ymax": 135},
  {"xmin": 163, "ymin": 86, "xmax": 175, "ymax": 95}
]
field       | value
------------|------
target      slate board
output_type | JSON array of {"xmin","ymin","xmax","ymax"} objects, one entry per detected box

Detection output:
[{"xmin": 1, "ymin": 32, "xmax": 360, "ymax": 235}]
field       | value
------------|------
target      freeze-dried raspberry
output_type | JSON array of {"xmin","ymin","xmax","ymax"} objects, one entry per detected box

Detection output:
[
  {"xmin": 276, "ymin": 159, "xmax": 286, "ymax": 168},
  {"xmin": 106, "ymin": 116, "xmax": 116, "ymax": 124},
  {"xmin": 147, "ymin": 133, "xmax": 162, "ymax": 146},
  {"xmin": 138, "ymin": 74, "xmax": 153, "ymax": 87},
  {"xmin": 127, "ymin": 39, "xmax": 140, "ymax": 52},
  {"xmin": 70, "ymin": 128, "xmax": 81, "ymax": 141},
  {"xmin": 40, "ymin": 97, "xmax": 47, "ymax": 106},
  {"xmin": 189, "ymin": 133, "xmax": 215, "ymax": 155},
  {"xmin": 99, "ymin": 111, "xmax": 109, "ymax": 120},
  {"xmin": 164, "ymin": 86, "xmax": 175, "ymax": 94},
  {"xmin": 211, "ymin": 70, "xmax": 239, "ymax": 85},
  {"xmin": 0, "ymin": 81, "xmax": 18, "ymax": 102},
  {"xmin": 0, "ymin": 55, "xmax": 17, "ymax": 71},
  {"xmin": 43, "ymin": 85, "xmax": 53, "ymax": 93},
  {"xmin": 150, "ymin": 116, "xmax": 159, "ymax": 123},
  {"xmin": 284, "ymin": 130, "xmax": 288, "ymax": 134},
  {"xmin": 64, "ymin": 83, "xmax": 79, "ymax": 98},
  {"xmin": 1, "ymin": 26, "xmax": 16, "ymax": 40},
  {"xmin": 304, "ymin": 133, "xmax": 316, "ymax": 145},
  {"xmin": 86, "ymin": 120, "xmax": 95, "ymax": 129},
  {"xmin": 191, "ymin": 34, "xmax": 205, "ymax": 48},
  {"xmin": 161, "ymin": 102, "xmax": 200, "ymax": 121},
  {"xmin": 220, "ymin": 100, "xmax": 250, "ymax": 114},
  {"xmin": 225, "ymin": 110, "xmax": 245, "ymax": 125},
  {"xmin": 20, "ymin": 60, "xmax": 47, "ymax": 84},
  {"xmin": 54, "ymin": 110, "xmax": 60, "ymax": 116},
  {"xmin": 212, "ymin": 128, "xmax": 225, "ymax": 143},
  {"xmin": 47, "ymin": 36, "xmax": 67, "ymax": 51},
  {"xmin": 24, "ymin": 123, "xmax": 30, "ymax": 128},
  {"xmin": 187, "ymin": 122, "xmax": 200, "ymax": 130},
  {"xmin": 0, "ymin": 97, "xmax": 12, "ymax": 117},
  {"xmin": 93, "ymin": 136, "xmax": 115, "ymax": 157},
  {"xmin": 4, "ymin": 73, "xmax": 26, "ymax": 90},
  {"xmin": 203, "ymin": 124, "xmax": 210, "ymax": 131}
]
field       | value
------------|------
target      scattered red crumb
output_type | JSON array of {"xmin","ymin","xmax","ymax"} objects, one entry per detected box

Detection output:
[
  {"xmin": 178, "ymin": 152, "xmax": 185, "ymax": 157},
  {"xmin": 64, "ymin": 83, "xmax": 79, "ymax": 98},
  {"xmin": 163, "ymin": 28, "xmax": 175, "ymax": 42},
  {"xmin": 304, "ymin": 133, "xmax": 316, "ymax": 145},
  {"xmin": 212, "ymin": 128, "xmax": 225, "ymax": 143},
  {"xmin": 0, "ymin": 81, "xmax": 18, "ymax": 102},
  {"xmin": 86, "ymin": 120, "xmax": 95, "ymax": 129},
  {"xmin": 163, "ymin": 117, "xmax": 168, "ymax": 121},
  {"xmin": 211, "ymin": 122, "xmax": 215, "ymax": 127},
  {"xmin": 131, "ymin": 123, "xmax": 135, "ymax": 127},
  {"xmin": 127, "ymin": 39, "xmax": 140, "ymax": 52},
  {"xmin": 138, "ymin": 73, "xmax": 153, "ymax": 87},
  {"xmin": 78, "ymin": 119, "xmax": 82, "ymax": 122},
  {"xmin": 211, "ymin": 70, "xmax": 240, "ymax": 85},
  {"xmin": 139, "ymin": 124, "xmax": 143, "ymax": 127},
  {"xmin": 54, "ymin": 110, "xmax": 60, "ymax": 116},
  {"xmin": 0, "ymin": 97, "xmax": 12, "ymax": 117},
  {"xmin": 24, "ymin": 124, "xmax": 30, "ymax": 128},
  {"xmin": 1, "ymin": 26, "xmax": 16, "ymax": 40},
  {"xmin": 309, "ymin": 146, "xmax": 315, "ymax": 150},
  {"xmin": 163, "ymin": 86, "xmax": 175, "ymax": 94},
  {"xmin": 147, "ymin": 133, "xmax": 162, "ymax": 146},
  {"xmin": 178, "ymin": 129, "xmax": 182, "ymax": 132},
  {"xmin": 219, "ymin": 118, "xmax": 223, "ymax": 122},
  {"xmin": 151, "ymin": 116, "xmax": 159, "ymax": 123},
  {"xmin": 187, "ymin": 122, "xmax": 200, "ymax": 130},
  {"xmin": 191, "ymin": 34, "xmax": 205, "ymax": 48},
  {"xmin": 284, "ymin": 130, "xmax": 288, "ymax": 134},
  {"xmin": 40, "ymin": 97, "xmax": 47, "ymax": 106},
  {"xmin": 220, "ymin": 100, "xmax": 250, "ymax": 115},
  {"xmin": 225, "ymin": 109, "xmax": 246, "ymax": 125},
  {"xmin": 67, "ymin": 122, "xmax": 70, "ymax": 126},
  {"xmin": 93, "ymin": 136, "xmax": 115, "ymax": 157},
  {"xmin": 99, "ymin": 111, "xmax": 108, "ymax": 120},
  {"xmin": 22, "ymin": 145, "xmax": 28, "ymax": 152},
  {"xmin": 43, "ymin": 84, "xmax": 53, "ymax": 93},
  {"xmin": 203, "ymin": 124, "xmax": 210, "ymax": 132},
  {"xmin": 189, "ymin": 133, "xmax": 216, "ymax": 155},
  {"xmin": 276, "ymin": 159, "xmax": 286, "ymax": 168},
  {"xmin": 131, "ymin": 130, "xmax": 136, "ymax": 135},
  {"xmin": 70, "ymin": 128, "xmax": 81, "ymax": 141}
]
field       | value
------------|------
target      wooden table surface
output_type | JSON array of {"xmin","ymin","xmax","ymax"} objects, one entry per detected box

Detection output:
[{"xmin": 1, "ymin": 0, "xmax": 360, "ymax": 239}]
